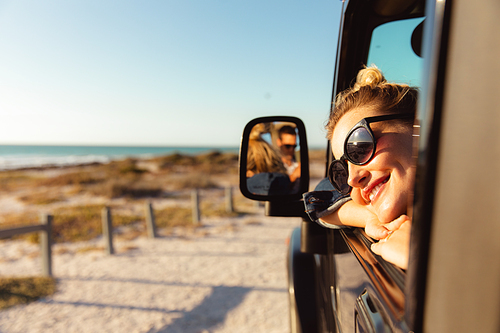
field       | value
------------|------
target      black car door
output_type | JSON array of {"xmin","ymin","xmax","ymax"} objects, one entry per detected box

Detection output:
[{"xmin": 326, "ymin": 1, "xmax": 425, "ymax": 331}]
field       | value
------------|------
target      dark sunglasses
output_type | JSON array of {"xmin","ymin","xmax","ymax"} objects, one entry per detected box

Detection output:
[
  {"xmin": 328, "ymin": 113, "xmax": 413, "ymax": 194},
  {"xmin": 283, "ymin": 144, "xmax": 297, "ymax": 149}
]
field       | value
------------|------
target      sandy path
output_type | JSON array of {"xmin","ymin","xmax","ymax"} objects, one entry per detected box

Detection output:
[{"xmin": 0, "ymin": 212, "xmax": 300, "ymax": 333}]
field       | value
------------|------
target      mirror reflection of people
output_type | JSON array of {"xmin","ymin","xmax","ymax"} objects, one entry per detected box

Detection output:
[
  {"xmin": 247, "ymin": 138, "xmax": 287, "ymax": 177},
  {"xmin": 246, "ymin": 127, "xmax": 291, "ymax": 195},
  {"xmin": 303, "ymin": 66, "xmax": 417, "ymax": 269},
  {"xmin": 276, "ymin": 125, "xmax": 301, "ymax": 183}
]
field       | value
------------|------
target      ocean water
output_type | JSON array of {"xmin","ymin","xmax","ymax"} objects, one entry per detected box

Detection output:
[{"xmin": 0, "ymin": 145, "xmax": 239, "ymax": 170}]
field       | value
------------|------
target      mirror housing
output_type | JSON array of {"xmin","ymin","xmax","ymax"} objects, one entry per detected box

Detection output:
[{"xmin": 239, "ymin": 116, "xmax": 309, "ymax": 201}]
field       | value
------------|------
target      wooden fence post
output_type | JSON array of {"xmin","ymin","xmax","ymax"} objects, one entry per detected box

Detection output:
[
  {"xmin": 145, "ymin": 201, "xmax": 157, "ymax": 238},
  {"xmin": 102, "ymin": 207, "xmax": 114, "ymax": 255},
  {"xmin": 40, "ymin": 214, "xmax": 53, "ymax": 277},
  {"xmin": 225, "ymin": 187, "xmax": 234, "ymax": 213},
  {"xmin": 192, "ymin": 189, "xmax": 200, "ymax": 225}
]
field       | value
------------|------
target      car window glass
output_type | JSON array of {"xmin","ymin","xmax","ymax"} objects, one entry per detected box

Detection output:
[{"xmin": 367, "ymin": 17, "xmax": 424, "ymax": 87}]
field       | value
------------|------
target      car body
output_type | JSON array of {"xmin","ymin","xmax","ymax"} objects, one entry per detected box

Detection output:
[{"xmin": 239, "ymin": 0, "xmax": 500, "ymax": 332}]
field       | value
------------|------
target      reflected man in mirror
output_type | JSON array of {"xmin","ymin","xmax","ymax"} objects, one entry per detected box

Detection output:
[{"xmin": 276, "ymin": 125, "xmax": 301, "ymax": 183}]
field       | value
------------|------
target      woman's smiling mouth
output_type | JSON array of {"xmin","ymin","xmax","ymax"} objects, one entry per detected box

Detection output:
[{"xmin": 366, "ymin": 176, "xmax": 390, "ymax": 203}]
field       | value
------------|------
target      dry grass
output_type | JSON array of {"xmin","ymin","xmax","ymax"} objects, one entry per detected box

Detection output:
[
  {"xmin": 37, "ymin": 171, "xmax": 103, "ymax": 187},
  {"xmin": 155, "ymin": 151, "xmax": 239, "ymax": 174},
  {"xmin": 200, "ymin": 200, "xmax": 241, "ymax": 218},
  {"xmin": 0, "ymin": 205, "xmax": 144, "ymax": 244},
  {"xmin": 244, "ymin": 220, "xmax": 263, "ymax": 226},
  {"xmin": 6, "ymin": 152, "xmax": 240, "ymax": 200},
  {"xmin": 49, "ymin": 205, "xmax": 144, "ymax": 243},
  {"xmin": 0, "ymin": 172, "xmax": 39, "ymax": 191},
  {"xmin": 0, "ymin": 212, "xmax": 39, "ymax": 232},
  {"xmin": 18, "ymin": 190, "xmax": 64, "ymax": 205},
  {"xmin": 0, "ymin": 276, "xmax": 57, "ymax": 310},
  {"xmin": 0, "ymin": 151, "xmax": 245, "ymax": 244},
  {"xmin": 88, "ymin": 180, "xmax": 163, "ymax": 199},
  {"xmin": 75, "ymin": 245, "xmax": 105, "ymax": 253},
  {"xmin": 163, "ymin": 174, "xmax": 218, "ymax": 191},
  {"xmin": 154, "ymin": 206, "xmax": 194, "ymax": 228}
]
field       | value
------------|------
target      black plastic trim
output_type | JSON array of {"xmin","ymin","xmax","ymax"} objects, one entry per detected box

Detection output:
[
  {"xmin": 405, "ymin": 0, "xmax": 452, "ymax": 330},
  {"xmin": 287, "ymin": 227, "xmax": 320, "ymax": 333}
]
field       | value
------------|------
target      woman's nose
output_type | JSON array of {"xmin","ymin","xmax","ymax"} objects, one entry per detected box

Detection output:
[{"xmin": 347, "ymin": 163, "xmax": 370, "ymax": 188}]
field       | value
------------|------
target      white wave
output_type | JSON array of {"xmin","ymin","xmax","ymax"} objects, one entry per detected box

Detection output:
[{"xmin": 0, "ymin": 154, "xmax": 113, "ymax": 170}]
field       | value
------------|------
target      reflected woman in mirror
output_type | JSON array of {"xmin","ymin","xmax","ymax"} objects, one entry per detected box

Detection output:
[
  {"xmin": 304, "ymin": 66, "xmax": 417, "ymax": 269},
  {"xmin": 246, "ymin": 125, "xmax": 291, "ymax": 195}
]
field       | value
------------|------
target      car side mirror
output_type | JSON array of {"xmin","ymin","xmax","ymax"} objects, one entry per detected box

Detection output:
[{"xmin": 239, "ymin": 116, "xmax": 309, "ymax": 201}]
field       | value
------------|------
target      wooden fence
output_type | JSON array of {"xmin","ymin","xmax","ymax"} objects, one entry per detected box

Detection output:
[
  {"xmin": 0, "ymin": 187, "xmax": 236, "ymax": 274},
  {"xmin": 0, "ymin": 214, "xmax": 53, "ymax": 276},
  {"xmin": 101, "ymin": 187, "xmax": 234, "ymax": 253}
]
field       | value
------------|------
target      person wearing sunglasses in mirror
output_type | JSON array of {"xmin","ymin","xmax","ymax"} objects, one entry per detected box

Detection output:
[
  {"xmin": 303, "ymin": 66, "xmax": 418, "ymax": 269},
  {"xmin": 276, "ymin": 125, "xmax": 301, "ymax": 183}
]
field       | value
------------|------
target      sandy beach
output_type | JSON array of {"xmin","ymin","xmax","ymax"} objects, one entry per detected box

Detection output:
[
  {"xmin": 0, "ymin": 211, "xmax": 301, "ymax": 333},
  {"xmin": 0, "ymin": 151, "xmax": 324, "ymax": 332}
]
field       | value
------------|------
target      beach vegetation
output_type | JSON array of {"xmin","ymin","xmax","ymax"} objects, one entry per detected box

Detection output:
[
  {"xmin": 154, "ymin": 206, "xmax": 194, "ymax": 228},
  {"xmin": 37, "ymin": 171, "xmax": 103, "ymax": 187},
  {"xmin": 156, "ymin": 151, "xmax": 239, "ymax": 174},
  {"xmin": 75, "ymin": 245, "xmax": 105, "ymax": 253},
  {"xmin": 49, "ymin": 205, "xmax": 143, "ymax": 243},
  {"xmin": 0, "ymin": 150, "xmax": 251, "ymax": 244},
  {"xmin": 89, "ymin": 180, "xmax": 163, "ymax": 199},
  {"xmin": 200, "ymin": 200, "xmax": 240, "ymax": 218},
  {"xmin": 0, "ymin": 172, "xmax": 39, "ymax": 191},
  {"xmin": 0, "ymin": 276, "xmax": 57, "ymax": 310},
  {"xmin": 0, "ymin": 205, "xmax": 142, "ymax": 243},
  {"xmin": 102, "ymin": 158, "xmax": 147, "ymax": 175},
  {"xmin": 18, "ymin": 191, "xmax": 64, "ymax": 205},
  {"xmin": 164, "ymin": 174, "xmax": 218, "ymax": 190}
]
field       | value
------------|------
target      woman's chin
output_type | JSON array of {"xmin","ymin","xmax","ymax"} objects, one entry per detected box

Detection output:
[
  {"xmin": 374, "ymin": 202, "xmax": 406, "ymax": 223},
  {"xmin": 371, "ymin": 187, "xmax": 408, "ymax": 221}
]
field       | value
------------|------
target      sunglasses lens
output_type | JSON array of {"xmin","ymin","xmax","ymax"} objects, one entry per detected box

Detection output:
[
  {"xmin": 329, "ymin": 161, "xmax": 351, "ymax": 194},
  {"xmin": 346, "ymin": 127, "xmax": 374, "ymax": 164}
]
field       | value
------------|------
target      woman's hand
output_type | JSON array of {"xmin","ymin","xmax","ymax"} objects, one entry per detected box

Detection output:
[
  {"xmin": 365, "ymin": 216, "xmax": 390, "ymax": 240},
  {"xmin": 365, "ymin": 214, "xmax": 407, "ymax": 240},
  {"xmin": 370, "ymin": 215, "xmax": 411, "ymax": 270}
]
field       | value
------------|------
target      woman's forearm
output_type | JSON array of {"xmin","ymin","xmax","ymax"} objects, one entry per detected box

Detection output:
[
  {"xmin": 319, "ymin": 201, "xmax": 391, "ymax": 239},
  {"xmin": 319, "ymin": 201, "xmax": 372, "ymax": 228}
]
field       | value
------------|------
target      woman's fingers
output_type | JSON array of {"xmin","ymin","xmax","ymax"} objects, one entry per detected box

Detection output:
[
  {"xmin": 384, "ymin": 214, "xmax": 409, "ymax": 232},
  {"xmin": 365, "ymin": 220, "xmax": 389, "ymax": 239},
  {"xmin": 365, "ymin": 215, "xmax": 410, "ymax": 240},
  {"xmin": 371, "ymin": 220, "xmax": 411, "ymax": 270}
]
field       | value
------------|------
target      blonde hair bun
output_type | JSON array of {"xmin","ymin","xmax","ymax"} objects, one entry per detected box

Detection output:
[{"xmin": 353, "ymin": 66, "xmax": 386, "ymax": 91}]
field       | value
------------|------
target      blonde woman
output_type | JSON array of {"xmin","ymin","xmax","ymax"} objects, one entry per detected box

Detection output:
[{"xmin": 305, "ymin": 66, "xmax": 418, "ymax": 269}]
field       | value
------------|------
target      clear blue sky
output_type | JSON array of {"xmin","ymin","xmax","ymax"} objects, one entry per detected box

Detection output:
[{"xmin": 0, "ymin": 1, "xmax": 342, "ymax": 147}]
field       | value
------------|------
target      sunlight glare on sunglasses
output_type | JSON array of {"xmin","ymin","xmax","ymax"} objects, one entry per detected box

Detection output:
[{"xmin": 346, "ymin": 127, "xmax": 375, "ymax": 164}]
